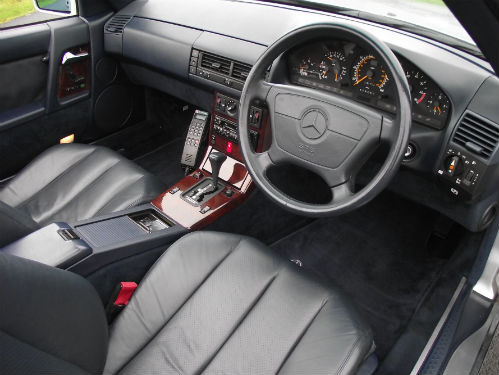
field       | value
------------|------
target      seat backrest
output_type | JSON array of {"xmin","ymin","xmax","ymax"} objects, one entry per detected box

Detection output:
[
  {"xmin": 0, "ymin": 252, "xmax": 108, "ymax": 375},
  {"xmin": 0, "ymin": 200, "xmax": 39, "ymax": 247}
]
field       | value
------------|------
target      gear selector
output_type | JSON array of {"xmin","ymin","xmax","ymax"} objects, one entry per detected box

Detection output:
[
  {"xmin": 208, "ymin": 151, "xmax": 227, "ymax": 191},
  {"xmin": 182, "ymin": 151, "xmax": 227, "ymax": 206}
]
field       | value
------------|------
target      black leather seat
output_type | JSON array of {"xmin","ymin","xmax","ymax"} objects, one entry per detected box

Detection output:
[
  {"xmin": 0, "ymin": 232, "xmax": 373, "ymax": 375},
  {"xmin": 0, "ymin": 143, "xmax": 165, "ymax": 246}
]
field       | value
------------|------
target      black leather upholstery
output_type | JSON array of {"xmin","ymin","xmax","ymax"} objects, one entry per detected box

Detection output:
[
  {"xmin": 0, "ymin": 201, "xmax": 40, "ymax": 247},
  {"xmin": 104, "ymin": 232, "xmax": 373, "ymax": 375},
  {"xmin": 0, "ymin": 232, "xmax": 373, "ymax": 375},
  {"xmin": 0, "ymin": 251, "xmax": 108, "ymax": 375},
  {"xmin": 0, "ymin": 143, "xmax": 165, "ymax": 228}
]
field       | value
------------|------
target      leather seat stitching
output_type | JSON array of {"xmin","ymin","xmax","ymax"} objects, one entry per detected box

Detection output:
[
  {"xmin": 34, "ymin": 159, "xmax": 124, "ymax": 224},
  {"xmin": 15, "ymin": 148, "xmax": 101, "ymax": 210},
  {"xmin": 336, "ymin": 336, "xmax": 363, "ymax": 375},
  {"xmin": 115, "ymin": 237, "xmax": 243, "ymax": 374},
  {"xmin": 276, "ymin": 296, "xmax": 329, "ymax": 374},
  {"xmin": 198, "ymin": 272, "xmax": 280, "ymax": 374},
  {"xmin": 94, "ymin": 175, "xmax": 148, "ymax": 216}
]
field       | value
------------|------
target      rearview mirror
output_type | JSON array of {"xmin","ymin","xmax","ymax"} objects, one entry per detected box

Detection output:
[{"xmin": 33, "ymin": 0, "xmax": 77, "ymax": 15}]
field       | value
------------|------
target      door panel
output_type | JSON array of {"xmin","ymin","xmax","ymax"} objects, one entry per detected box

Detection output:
[
  {"xmin": 0, "ymin": 23, "xmax": 50, "ymax": 131},
  {"xmin": 0, "ymin": 11, "xmax": 144, "ymax": 181},
  {"xmin": 0, "ymin": 55, "xmax": 48, "ymax": 113},
  {"xmin": 0, "ymin": 17, "xmax": 91, "ymax": 179}
]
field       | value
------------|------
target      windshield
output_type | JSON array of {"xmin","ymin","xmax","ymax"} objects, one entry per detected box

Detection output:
[{"xmin": 263, "ymin": 0, "xmax": 478, "ymax": 53}]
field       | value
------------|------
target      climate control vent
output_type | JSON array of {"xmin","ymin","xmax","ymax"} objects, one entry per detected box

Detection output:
[
  {"xmin": 105, "ymin": 15, "xmax": 132, "ymax": 34},
  {"xmin": 190, "ymin": 49, "xmax": 253, "ymax": 91},
  {"xmin": 232, "ymin": 61, "xmax": 251, "ymax": 81},
  {"xmin": 453, "ymin": 111, "xmax": 499, "ymax": 159},
  {"xmin": 200, "ymin": 53, "xmax": 231, "ymax": 76}
]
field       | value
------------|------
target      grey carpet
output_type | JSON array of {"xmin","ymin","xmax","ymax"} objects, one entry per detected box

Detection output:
[
  {"xmin": 134, "ymin": 138, "xmax": 186, "ymax": 188},
  {"xmin": 270, "ymin": 192, "xmax": 446, "ymax": 358}
]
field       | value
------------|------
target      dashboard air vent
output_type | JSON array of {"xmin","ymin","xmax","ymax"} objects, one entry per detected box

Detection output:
[
  {"xmin": 232, "ymin": 61, "xmax": 252, "ymax": 81},
  {"xmin": 453, "ymin": 111, "xmax": 499, "ymax": 159},
  {"xmin": 191, "ymin": 49, "xmax": 253, "ymax": 90},
  {"xmin": 200, "ymin": 53, "xmax": 231, "ymax": 76},
  {"xmin": 105, "ymin": 15, "xmax": 132, "ymax": 34}
]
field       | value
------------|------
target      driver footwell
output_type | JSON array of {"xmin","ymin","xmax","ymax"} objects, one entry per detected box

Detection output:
[{"xmin": 269, "ymin": 192, "xmax": 475, "ymax": 367}]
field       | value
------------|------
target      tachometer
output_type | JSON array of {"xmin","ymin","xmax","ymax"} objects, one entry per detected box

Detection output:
[
  {"xmin": 319, "ymin": 51, "xmax": 347, "ymax": 82},
  {"xmin": 352, "ymin": 55, "xmax": 389, "ymax": 95},
  {"xmin": 425, "ymin": 92, "xmax": 450, "ymax": 116}
]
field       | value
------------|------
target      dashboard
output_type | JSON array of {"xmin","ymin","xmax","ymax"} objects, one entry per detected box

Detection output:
[
  {"xmin": 103, "ymin": 0, "xmax": 499, "ymax": 231},
  {"xmin": 287, "ymin": 40, "xmax": 450, "ymax": 129}
]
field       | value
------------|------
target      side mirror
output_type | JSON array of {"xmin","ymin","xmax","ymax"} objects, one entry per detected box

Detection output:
[{"xmin": 33, "ymin": 0, "xmax": 77, "ymax": 16}]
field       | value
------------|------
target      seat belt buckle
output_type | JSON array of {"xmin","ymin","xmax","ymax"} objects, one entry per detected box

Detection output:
[
  {"xmin": 105, "ymin": 282, "xmax": 137, "ymax": 322},
  {"xmin": 114, "ymin": 282, "xmax": 137, "ymax": 306}
]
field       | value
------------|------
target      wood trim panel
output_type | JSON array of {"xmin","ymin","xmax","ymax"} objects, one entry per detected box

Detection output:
[
  {"xmin": 152, "ymin": 147, "xmax": 253, "ymax": 230},
  {"xmin": 57, "ymin": 45, "xmax": 90, "ymax": 99}
]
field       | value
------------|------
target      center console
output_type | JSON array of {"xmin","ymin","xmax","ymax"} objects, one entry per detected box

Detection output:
[
  {"xmin": 152, "ymin": 91, "xmax": 267, "ymax": 229},
  {"xmin": 2, "ymin": 91, "xmax": 268, "ymax": 276}
]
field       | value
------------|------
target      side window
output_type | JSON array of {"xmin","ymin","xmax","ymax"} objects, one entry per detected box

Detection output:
[{"xmin": 0, "ymin": 0, "xmax": 76, "ymax": 29}]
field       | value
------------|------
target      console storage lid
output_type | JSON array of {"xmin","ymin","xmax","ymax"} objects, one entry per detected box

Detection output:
[{"xmin": 1, "ymin": 223, "xmax": 91, "ymax": 269}]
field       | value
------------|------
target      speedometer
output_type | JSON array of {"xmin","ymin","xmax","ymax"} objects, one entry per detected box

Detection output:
[
  {"xmin": 319, "ymin": 51, "xmax": 347, "ymax": 82},
  {"xmin": 352, "ymin": 55, "xmax": 389, "ymax": 96}
]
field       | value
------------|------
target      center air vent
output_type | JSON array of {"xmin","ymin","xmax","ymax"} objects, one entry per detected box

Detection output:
[
  {"xmin": 105, "ymin": 15, "xmax": 132, "ymax": 34},
  {"xmin": 453, "ymin": 111, "xmax": 499, "ymax": 159},
  {"xmin": 190, "ymin": 49, "xmax": 253, "ymax": 91},
  {"xmin": 232, "ymin": 61, "xmax": 252, "ymax": 81},
  {"xmin": 200, "ymin": 53, "xmax": 231, "ymax": 76}
]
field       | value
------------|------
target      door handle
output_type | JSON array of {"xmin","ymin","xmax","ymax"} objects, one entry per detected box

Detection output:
[{"xmin": 61, "ymin": 51, "xmax": 89, "ymax": 65}]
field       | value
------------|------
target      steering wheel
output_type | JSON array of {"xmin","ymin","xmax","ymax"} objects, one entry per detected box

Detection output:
[{"xmin": 239, "ymin": 23, "xmax": 412, "ymax": 217}]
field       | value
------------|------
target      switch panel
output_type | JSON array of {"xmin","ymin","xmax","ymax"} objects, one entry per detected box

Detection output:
[{"xmin": 437, "ymin": 146, "xmax": 486, "ymax": 199}]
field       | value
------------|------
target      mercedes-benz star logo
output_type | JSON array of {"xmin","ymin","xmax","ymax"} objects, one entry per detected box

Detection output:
[{"xmin": 301, "ymin": 110, "xmax": 327, "ymax": 139}]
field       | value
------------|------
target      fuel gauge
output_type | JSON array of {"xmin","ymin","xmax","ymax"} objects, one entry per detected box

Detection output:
[{"xmin": 298, "ymin": 58, "xmax": 320, "ymax": 79}]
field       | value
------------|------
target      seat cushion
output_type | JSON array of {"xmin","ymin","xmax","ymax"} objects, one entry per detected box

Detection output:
[
  {"xmin": 104, "ymin": 232, "xmax": 373, "ymax": 375},
  {"xmin": 0, "ymin": 144, "xmax": 165, "ymax": 226}
]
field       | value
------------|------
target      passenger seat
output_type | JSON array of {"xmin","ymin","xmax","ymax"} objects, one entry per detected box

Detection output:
[{"xmin": 0, "ymin": 143, "xmax": 165, "ymax": 247}]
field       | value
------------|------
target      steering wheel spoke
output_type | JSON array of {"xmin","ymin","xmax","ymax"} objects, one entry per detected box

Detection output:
[
  {"xmin": 253, "ymin": 150, "xmax": 275, "ymax": 172},
  {"xmin": 330, "ymin": 181, "xmax": 355, "ymax": 203},
  {"xmin": 247, "ymin": 78, "xmax": 275, "ymax": 103},
  {"xmin": 380, "ymin": 116, "xmax": 397, "ymax": 144}
]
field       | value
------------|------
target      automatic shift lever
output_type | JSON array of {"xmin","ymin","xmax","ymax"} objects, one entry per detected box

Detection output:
[
  {"xmin": 187, "ymin": 151, "xmax": 227, "ymax": 204},
  {"xmin": 209, "ymin": 151, "xmax": 227, "ymax": 190}
]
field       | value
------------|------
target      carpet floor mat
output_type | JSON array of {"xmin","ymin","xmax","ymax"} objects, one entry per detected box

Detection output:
[
  {"xmin": 270, "ymin": 192, "xmax": 446, "ymax": 358},
  {"xmin": 134, "ymin": 138, "xmax": 186, "ymax": 188}
]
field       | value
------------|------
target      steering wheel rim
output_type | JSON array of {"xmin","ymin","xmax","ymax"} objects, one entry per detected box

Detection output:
[{"xmin": 239, "ymin": 23, "xmax": 412, "ymax": 217}]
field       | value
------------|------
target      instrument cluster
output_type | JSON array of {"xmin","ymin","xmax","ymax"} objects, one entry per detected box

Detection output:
[{"xmin": 288, "ymin": 40, "xmax": 450, "ymax": 129}]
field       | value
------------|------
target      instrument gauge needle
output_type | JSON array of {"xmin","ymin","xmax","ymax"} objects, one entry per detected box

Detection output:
[{"xmin": 354, "ymin": 75, "xmax": 368, "ymax": 86}]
